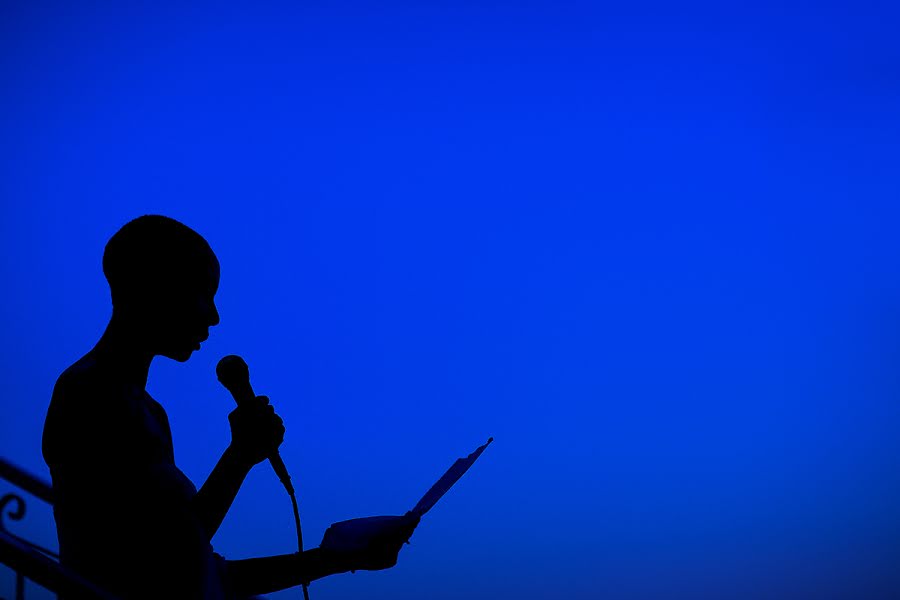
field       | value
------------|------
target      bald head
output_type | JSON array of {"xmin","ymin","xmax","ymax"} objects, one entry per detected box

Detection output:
[
  {"xmin": 100, "ymin": 215, "xmax": 220, "ymax": 361},
  {"xmin": 103, "ymin": 215, "xmax": 219, "ymax": 307}
]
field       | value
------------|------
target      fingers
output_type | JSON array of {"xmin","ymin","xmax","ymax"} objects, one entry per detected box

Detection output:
[
  {"xmin": 396, "ymin": 515, "xmax": 419, "ymax": 541},
  {"xmin": 273, "ymin": 415, "xmax": 285, "ymax": 446},
  {"xmin": 372, "ymin": 526, "xmax": 416, "ymax": 555},
  {"xmin": 228, "ymin": 395, "xmax": 286, "ymax": 464},
  {"xmin": 358, "ymin": 549, "xmax": 399, "ymax": 571}
]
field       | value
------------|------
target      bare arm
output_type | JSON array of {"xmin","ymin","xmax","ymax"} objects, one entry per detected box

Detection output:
[
  {"xmin": 192, "ymin": 445, "xmax": 253, "ymax": 542},
  {"xmin": 193, "ymin": 395, "xmax": 284, "ymax": 542},
  {"xmin": 225, "ymin": 549, "xmax": 351, "ymax": 597},
  {"xmin": 224, "ymin": 514, "xmax": 420, "ymax": 596}
]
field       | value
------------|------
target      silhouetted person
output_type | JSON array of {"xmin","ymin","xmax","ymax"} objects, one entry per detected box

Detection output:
[{"xmin": 42, "ymin": 215, "xmax": 418, "ymax": 599}]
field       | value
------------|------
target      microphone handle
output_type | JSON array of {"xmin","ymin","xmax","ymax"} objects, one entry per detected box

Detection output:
[
  {"xmin": 268, "ymin": 451, "xmax": 295, "ymax": 495},
  {"xmin": 230, "ymin": 379, "xmax": 295, "ymax": 495}
]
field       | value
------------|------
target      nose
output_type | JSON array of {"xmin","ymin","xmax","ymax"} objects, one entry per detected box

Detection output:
[{"xmin": 208, "ymin": 301, "xmax": 220, "ymax": 327}]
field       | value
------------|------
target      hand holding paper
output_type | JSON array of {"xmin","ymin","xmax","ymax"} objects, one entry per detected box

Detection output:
[
  {"xmin": 320, "ymin": 513, "xmax": 420, "ymax": 572},
  {"xmin": 319, "ymin": 438, "xmax": 493, "ymax": 572}
]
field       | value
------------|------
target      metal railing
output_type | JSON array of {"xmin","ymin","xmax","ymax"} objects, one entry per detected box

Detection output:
[{"xmin": 0, "ymin": 457, "xmax": 118, "ymax": 600}]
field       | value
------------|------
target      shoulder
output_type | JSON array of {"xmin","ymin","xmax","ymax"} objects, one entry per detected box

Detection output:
[
  {"xmin": 42, "ymin": 355, "xmax": 137, "ymax": 468},
  {"xmin": 51, "ymin": 355, "xmax": 107, "ymax": 402},
  {"xmin": 46, "ymin": 355, "xmax": 121, "ymax": 425}
]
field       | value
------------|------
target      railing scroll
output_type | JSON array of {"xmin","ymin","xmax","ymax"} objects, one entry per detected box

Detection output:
[{"xmin": 0, "ymin": 456, "xmax": 118, "ymax": 600}]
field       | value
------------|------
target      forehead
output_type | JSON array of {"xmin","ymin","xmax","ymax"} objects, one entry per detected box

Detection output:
[
  {"xmin": 175, "ymin": 248, "xmax": 219, "ymax": 293},
  {"xmin": 199, "ymin": 253, "xmax": 220, "ymax": 292}
]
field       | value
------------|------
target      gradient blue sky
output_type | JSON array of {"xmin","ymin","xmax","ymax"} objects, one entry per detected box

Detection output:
[{"xmin": 2, "ymin": 2, "xmax": 900, "ymax": 599}]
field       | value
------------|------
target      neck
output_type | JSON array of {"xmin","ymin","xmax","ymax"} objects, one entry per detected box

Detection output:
[{"xmin": 90, "ymin": 312, "xmax": 154, "ymax": 390}]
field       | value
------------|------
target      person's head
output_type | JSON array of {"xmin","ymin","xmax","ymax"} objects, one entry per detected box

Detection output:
[{"xmin": 102, "ymin": 215, "xmax": 220, "ymax": 361}]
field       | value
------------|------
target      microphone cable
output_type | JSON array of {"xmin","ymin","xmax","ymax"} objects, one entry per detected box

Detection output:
[
  {"xmin": 216, "ymin": 355, "xmax": 310, "ymax": 600},
  {"xmin": 285, "ymin": 481, "xmax": 310, "ymax": 600}
]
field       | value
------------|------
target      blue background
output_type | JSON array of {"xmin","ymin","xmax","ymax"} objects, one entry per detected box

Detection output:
[{"xmin": 3, "ymin": 2, "xmax": 900, "ymax": 598}]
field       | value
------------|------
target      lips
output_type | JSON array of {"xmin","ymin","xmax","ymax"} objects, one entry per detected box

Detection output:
[{"xmin": 190, "ymin": 333, "xmax": 209, "ymax": 349}]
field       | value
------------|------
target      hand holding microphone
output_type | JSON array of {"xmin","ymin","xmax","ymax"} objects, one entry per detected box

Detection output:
[
  {"xmin": 217, "ymin": 355, "xmax": 293, "ymax": 493},
  {"xmin": 228, "ymin": 395, "xmax": 285, "ymax": 465},
  {"xmin": 218, "ymin": 355, "xmax": 308, "ymax": 600}
]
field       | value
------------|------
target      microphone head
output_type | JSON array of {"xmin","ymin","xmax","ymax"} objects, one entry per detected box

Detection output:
[{"xmin": 216, "ymin": 354, "xmax": 250, "ymax": 392}]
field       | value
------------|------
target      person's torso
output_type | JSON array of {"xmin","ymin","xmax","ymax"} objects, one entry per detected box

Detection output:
[{"xmin": 43, "ymin": 356, "xmax": 225, "ymax": 600}]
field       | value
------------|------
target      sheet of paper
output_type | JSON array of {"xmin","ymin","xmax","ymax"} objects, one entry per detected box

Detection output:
[{"xmin": 410, "ymin": 437, "xmax": 493, "ymax": 517}]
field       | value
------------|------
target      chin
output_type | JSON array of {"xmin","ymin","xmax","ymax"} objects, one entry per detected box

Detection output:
[{"xmin": 161, "ymin": 346, "xmax": 196, "ymax": 362}]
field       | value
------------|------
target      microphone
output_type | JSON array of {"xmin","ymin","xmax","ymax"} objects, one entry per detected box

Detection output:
[{"xmin": 216, "ymin": 354, "xmax": 294, "ymax": 495}]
